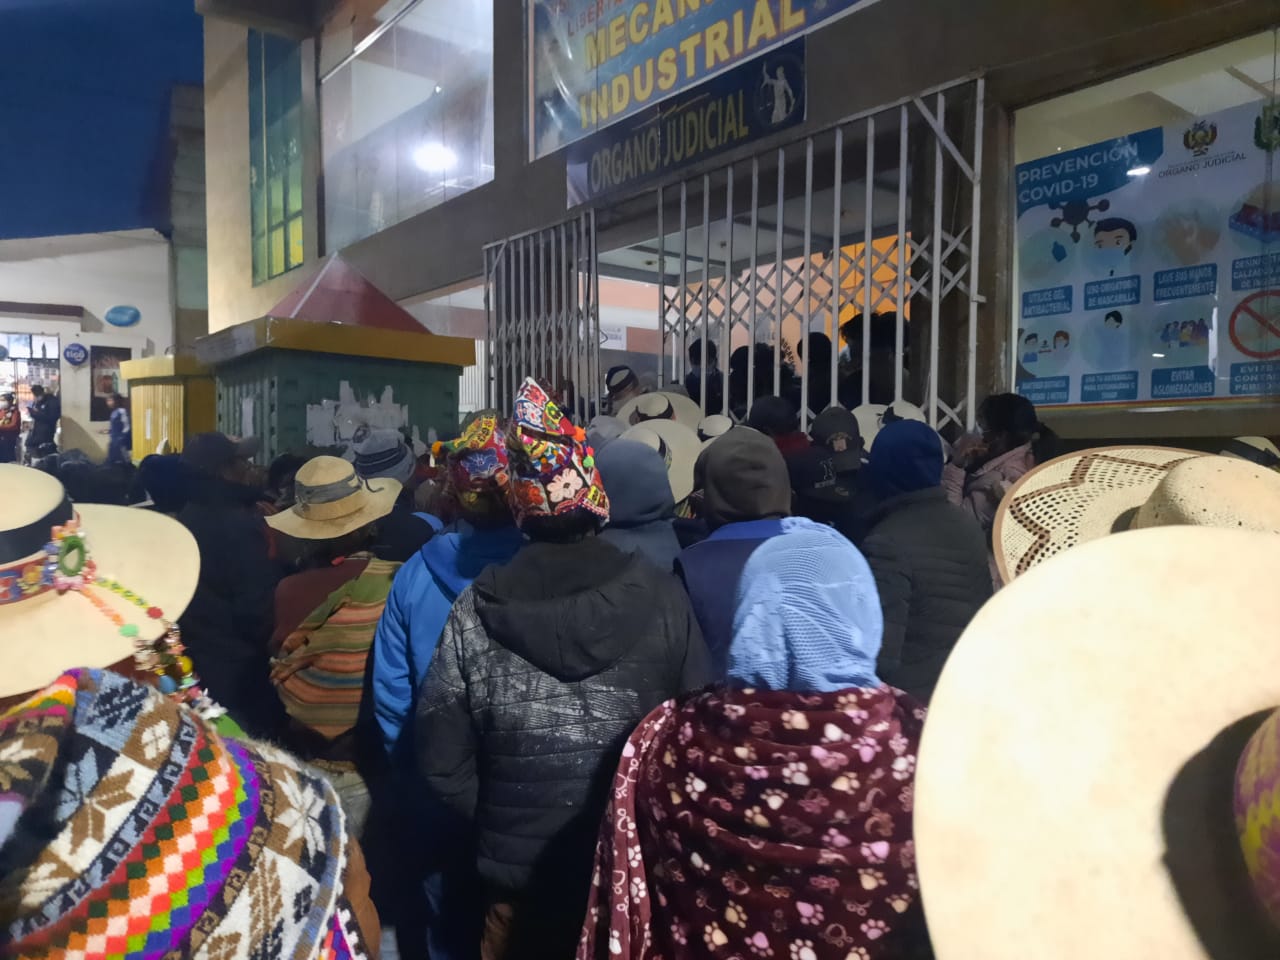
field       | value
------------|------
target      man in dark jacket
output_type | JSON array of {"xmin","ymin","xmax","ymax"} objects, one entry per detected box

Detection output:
[
  {"xmin": 859, "ymin": 419, "xmax": 993, "ymax": 703},
  {"xmin": 26, "ymin": 385, "xmax": 60, "ymax": 458},
  {"xmin": 675, "ymin": 426, "xmax": 792, "ymax": 673},
  {"xmin": 595, "ymin": 437, "xmax": 682, "ymax": 571},
  {"xmin": 177, "ymin": 432, "xmax": 286, "ymax": 738},
  {"xmin": 417, "ymin": 379, "xmax": 709, "ymax": 960}
]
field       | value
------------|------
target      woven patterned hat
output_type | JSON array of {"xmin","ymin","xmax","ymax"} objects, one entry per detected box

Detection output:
[
  {"xmin": 1237, "ymin": 709, "xmax": 1280, "ymax": 929},
  {"xmin": 0, "ymin": 668, "xmax": 374, "ymax": 959},
  {"xmin": 505, "ymin": 377, "xmax": 609, "ymax": 528},
  {"xmin": 433, "ymin": 410, "xmax": 510, "ymax": 515},
  {"xmin": 994, "ymin": 448, "xmax": 1280, "ymax": 582}
]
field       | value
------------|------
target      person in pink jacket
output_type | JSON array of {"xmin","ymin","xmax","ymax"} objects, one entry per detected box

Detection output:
[{"xmin": 942, "ymin": 393, "xmax": 1053, "ymax": 585}]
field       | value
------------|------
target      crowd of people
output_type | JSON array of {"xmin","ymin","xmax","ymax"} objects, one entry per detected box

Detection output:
[{"xmin": 3, "ymin": 364, "xmax": 1280, "ymax": 960}]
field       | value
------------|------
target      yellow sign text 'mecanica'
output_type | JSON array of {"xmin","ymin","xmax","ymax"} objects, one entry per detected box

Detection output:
[{"xmin": 578, "ymin": 0, "xmax": 805, "ymax": 129}]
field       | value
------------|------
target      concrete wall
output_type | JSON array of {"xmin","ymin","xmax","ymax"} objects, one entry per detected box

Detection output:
[
  {"xmin": 206, "ymin": 0, "xmax": 1278, "ymax": 315},
  {"xmin": 204, "ymin": 18, "xmax": 322, "ymax": 333}
]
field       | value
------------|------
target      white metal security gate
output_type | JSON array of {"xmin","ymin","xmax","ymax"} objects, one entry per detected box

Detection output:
[
  {"xmin": 602, "ymin": 76, "xmax": 986, "ymax": 432},
  {"xmin": 484, "ymin": 78, "xmax": 985, "ymax": 431},
  {"xmin": 483, "ymin": 210, "xmax": 601, "ymax": 414}
]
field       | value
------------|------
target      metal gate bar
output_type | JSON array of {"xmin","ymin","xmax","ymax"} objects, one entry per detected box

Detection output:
[
  {"xmin": 483, "ymin": 210, "xmax": 600, "ymax": 417},
  {"xmin": 646, "ymin": 75, "xmax": 984, "ymax": 433}
]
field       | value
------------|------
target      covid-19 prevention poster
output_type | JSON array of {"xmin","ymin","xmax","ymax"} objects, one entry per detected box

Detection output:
[{"xmin": 1015, "ymin": 98, "xmax": 1280, "ymax": 408}]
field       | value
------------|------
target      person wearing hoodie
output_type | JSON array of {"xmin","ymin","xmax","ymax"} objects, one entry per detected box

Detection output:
[
  {"xmin": 416, "ymin": 379, "xmax": 710, "ymax": 960},
  {"xmin": 860, "ymin": 419, "xmax": 993, "ymax": 703},
  {"xmin": 675, "ymin": 426, "xmax": 792, "ymax": 673},
  {"xmin": 176, "ymin": 431, "xmax": 287, "ymax": 739},
  {"xmin": 594, "ymin": 437, "xmax": 682, "ymax": 571}
]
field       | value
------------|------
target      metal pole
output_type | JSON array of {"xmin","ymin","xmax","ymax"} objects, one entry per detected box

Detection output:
[
  {"xmin": 830, "ymin": 127, "xmax": 843, "ymax": 413},
  {"xmin": 723, "ymin": 167, "xmax": 735, "ymax": 416},
  {"xmin": 678, "ymin": 181, "xmax": 689, "ymax": 389},
  {"xmin": 967, "ymin": 78, "xmax": 985, "ymax": 432},
  {"xmin": 748, "ymin": 156, "xmax": 760, "ymax": 411},
  {"xmin": 700, "ymin": 173, "xmax": 712, "ymax": 412},
  {"xmin": 483, "ymin": 247, "xmax": 494, "ymax": 408},
  {"xmin": 538, "ymin": 229, "xmax": 548, "ymax": 385},
  {"xmin": 895, "ymin": 104, "xmax": 909, "ymax": 403},
  {"xmin": 774, "ymin": 147, "xmax": 785, "ymax": 397},
  {"xmin": 800, "ymin": 137, "xmax": 814, "ymax": 430},
  {"xmin": 509, "ymin": 239, "xmax": 520, "ymax": 409},
  {"xmin": 657, "ymin": 185, "xmax": 666, "ymax": 391},
  {"xmin": 559, "ymin": 221, "xmax": 569, "ymax": 400},
  {"xmin": 549, "ymin": 225, "xmax": 559, "ymax": 392},
  {"xmin": 569, "ymin": 221, "xmax": 579, "ymax": 408},
  {"xmin": 863, "ymin": 116, "xmax": 875, "ymax": 407},
  {"xmin": 929, "ymin": 92, "xmax": 945, "ymax": 429},
  {"xmin": 590, "ymin": 209, "xmax": 601, "ymax": 422}
]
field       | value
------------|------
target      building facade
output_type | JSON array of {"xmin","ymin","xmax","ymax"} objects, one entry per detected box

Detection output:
[{"xmin": 199, "ymin": 0, "xmax": 1280, "ymax": 440}]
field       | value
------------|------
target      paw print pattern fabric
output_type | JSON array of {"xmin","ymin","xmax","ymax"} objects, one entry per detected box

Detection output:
[{"xmin": 577, "ymin": 685, "xmax": 929, "ymax": 960}]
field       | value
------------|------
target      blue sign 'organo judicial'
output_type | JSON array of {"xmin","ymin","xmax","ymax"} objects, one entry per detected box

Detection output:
[
  {"xmin": 63, "ymin": 343, "xmax": 88, "ymax": 366},
  {"xmin": 104, "ymin": 305, "xmax": 141, "ymax": 328},
  {"xmin": 567, "ymin": 39, "xmax": 805, "ymax": 205}
]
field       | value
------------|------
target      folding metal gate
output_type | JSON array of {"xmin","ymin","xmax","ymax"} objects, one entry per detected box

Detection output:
[
  {"xmin": 482, "ymin": 210, "xmax": 601, "ymax": 415},
  {"xmin": 485, "ymin": 77, "xmax": 985, "ymax": 432},
  {"xmin": 634, "ymin": 77, "xmax": 986, "ymax": 432}
]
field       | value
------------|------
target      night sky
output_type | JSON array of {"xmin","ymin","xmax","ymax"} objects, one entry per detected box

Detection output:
[{"xmin": 0, "ymin": 0, "xmax": 204, "ymax": 240}]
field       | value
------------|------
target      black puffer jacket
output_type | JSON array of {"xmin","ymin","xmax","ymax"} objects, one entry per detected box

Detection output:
[
  {"xmin": 415, "ymin": 538, "xmax": 710, "ymax": 933},
  {"xmin": 859, "ymin": 488, "xmax": 993, "ymax": 703}
]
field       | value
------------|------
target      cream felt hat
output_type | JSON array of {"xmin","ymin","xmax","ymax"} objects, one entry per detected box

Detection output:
[
  {"xmin": 265, "ymin": 455, "xmax": 400, "ymax": 541},
  {"xmin": 621, "ymin": 418, "xmax": 700, "ymax": 504},
  {"xmin": 0, "ymin": 465, "xmax": 199, "ymax": 699},
  {"xmin": 614, "ymin": 390, "xmax": 704, "ymax": 431},
  {"xmin": 993, "ymin": 447, "xmax": 1280, "ymax": 582},
  {"xmin": 851, "ymin": 400, "xmax": 927, "ymax": 451},
  {"xmin": 915, "ymin": 527, "xmax": 1280, "ymax": 960}
]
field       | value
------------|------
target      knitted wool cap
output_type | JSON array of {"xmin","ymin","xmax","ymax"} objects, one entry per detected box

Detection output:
[
  {"xmin": 0, "ymin": 669, "xmax": 373, "ymax": 960},
  {"xmin": 433, "ymin": 410, "xmax": 510, "ymax": 515},
  {"xmin": 729, "ymin": 517, "xmax": 884, "ymax": 694},
  {"xmin": 505, "ymin": 377, "xmax": 608, "ymax": 528}
]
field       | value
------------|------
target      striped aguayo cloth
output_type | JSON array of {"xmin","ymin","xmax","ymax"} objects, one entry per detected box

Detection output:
[{"xmin": 271, "ymin": 557, "xmax": 400, "ymax": 745}]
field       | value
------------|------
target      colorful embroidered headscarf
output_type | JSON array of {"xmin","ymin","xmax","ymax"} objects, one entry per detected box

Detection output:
[
  {"xmin": 505, "ymin": 377, "xmax": 609, "ymax": 528},
  {"xmin": 433, "ymin": 410, "xmax": 510, "ymax": 515},
  {"xmin": 578, "ymin": 685, "xmax": 929, "ymax": 960},
  {"xmin": 0, "ymin": 669, "xmax": 376, "ymax": 960}
]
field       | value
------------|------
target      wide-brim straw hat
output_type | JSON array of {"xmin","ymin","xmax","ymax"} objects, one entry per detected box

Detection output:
[
  {"xmin": 1223, "ymin": 436, "xmax": 1280, "ymax": 470},
  {"xmin": 615, "ymin": 390, "xmax": 704, "ymax": 431},
  {"xmin": 993, "ymin": 447, "xmax": 1280, "ymax": 583},
  {"xmin": 266, "ymin": 455, "xmax": 400, "ymax": 540},
  {"xmin": 621, "ymin": 418, "xmax": 701, "ymax": 503},
  {"xmin": 852, "ymin": 400, "xmax": 927, "ymax": 451},
  {"xmin": 0, "ymin": 465, "xmax": 199, "ymax": 699},
  {"xmin": 915, "ymin": 526, "xmax": 1280, "ymax": 959}
]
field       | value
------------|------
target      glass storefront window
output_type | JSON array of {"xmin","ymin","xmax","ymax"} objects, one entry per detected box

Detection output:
[
  {"xmin": 249, "ymin": 30, "xmax": 305, "ymax": 285},
  {"xmin": 1012, "ymin": 31, "xmax": 1280, "ymax": 411},
  {"xmin": 320, "ymin": 0, "xmax": 495, "ymax": 252},
  {"xmin": 0, "ymin": 333, "xmax": 59, "ymax": 414}
]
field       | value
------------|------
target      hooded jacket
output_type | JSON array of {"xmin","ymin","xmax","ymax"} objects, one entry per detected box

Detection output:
[
  {"xmin": 415, "ymin": 537, "xmax": 709, "ymax": 927},
  {"xmin": 372, "ymin": 519, "xmax": 524, "ymax": 755},
  {"xmin": 596, "ymin": 438, "xmax": 682, "ymax": 571},
  {"xmin": 676, "ymin": 428, "xmax": 791, "ymax": 673},
  {"xmin": 861, "ymin": 422, "xmax": 993, "ymax": 703}
]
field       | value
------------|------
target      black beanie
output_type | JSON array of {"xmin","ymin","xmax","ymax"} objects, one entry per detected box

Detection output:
[{"xmin": 695, "ymin": 427, "xmax": 792, "ymax": 530}]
